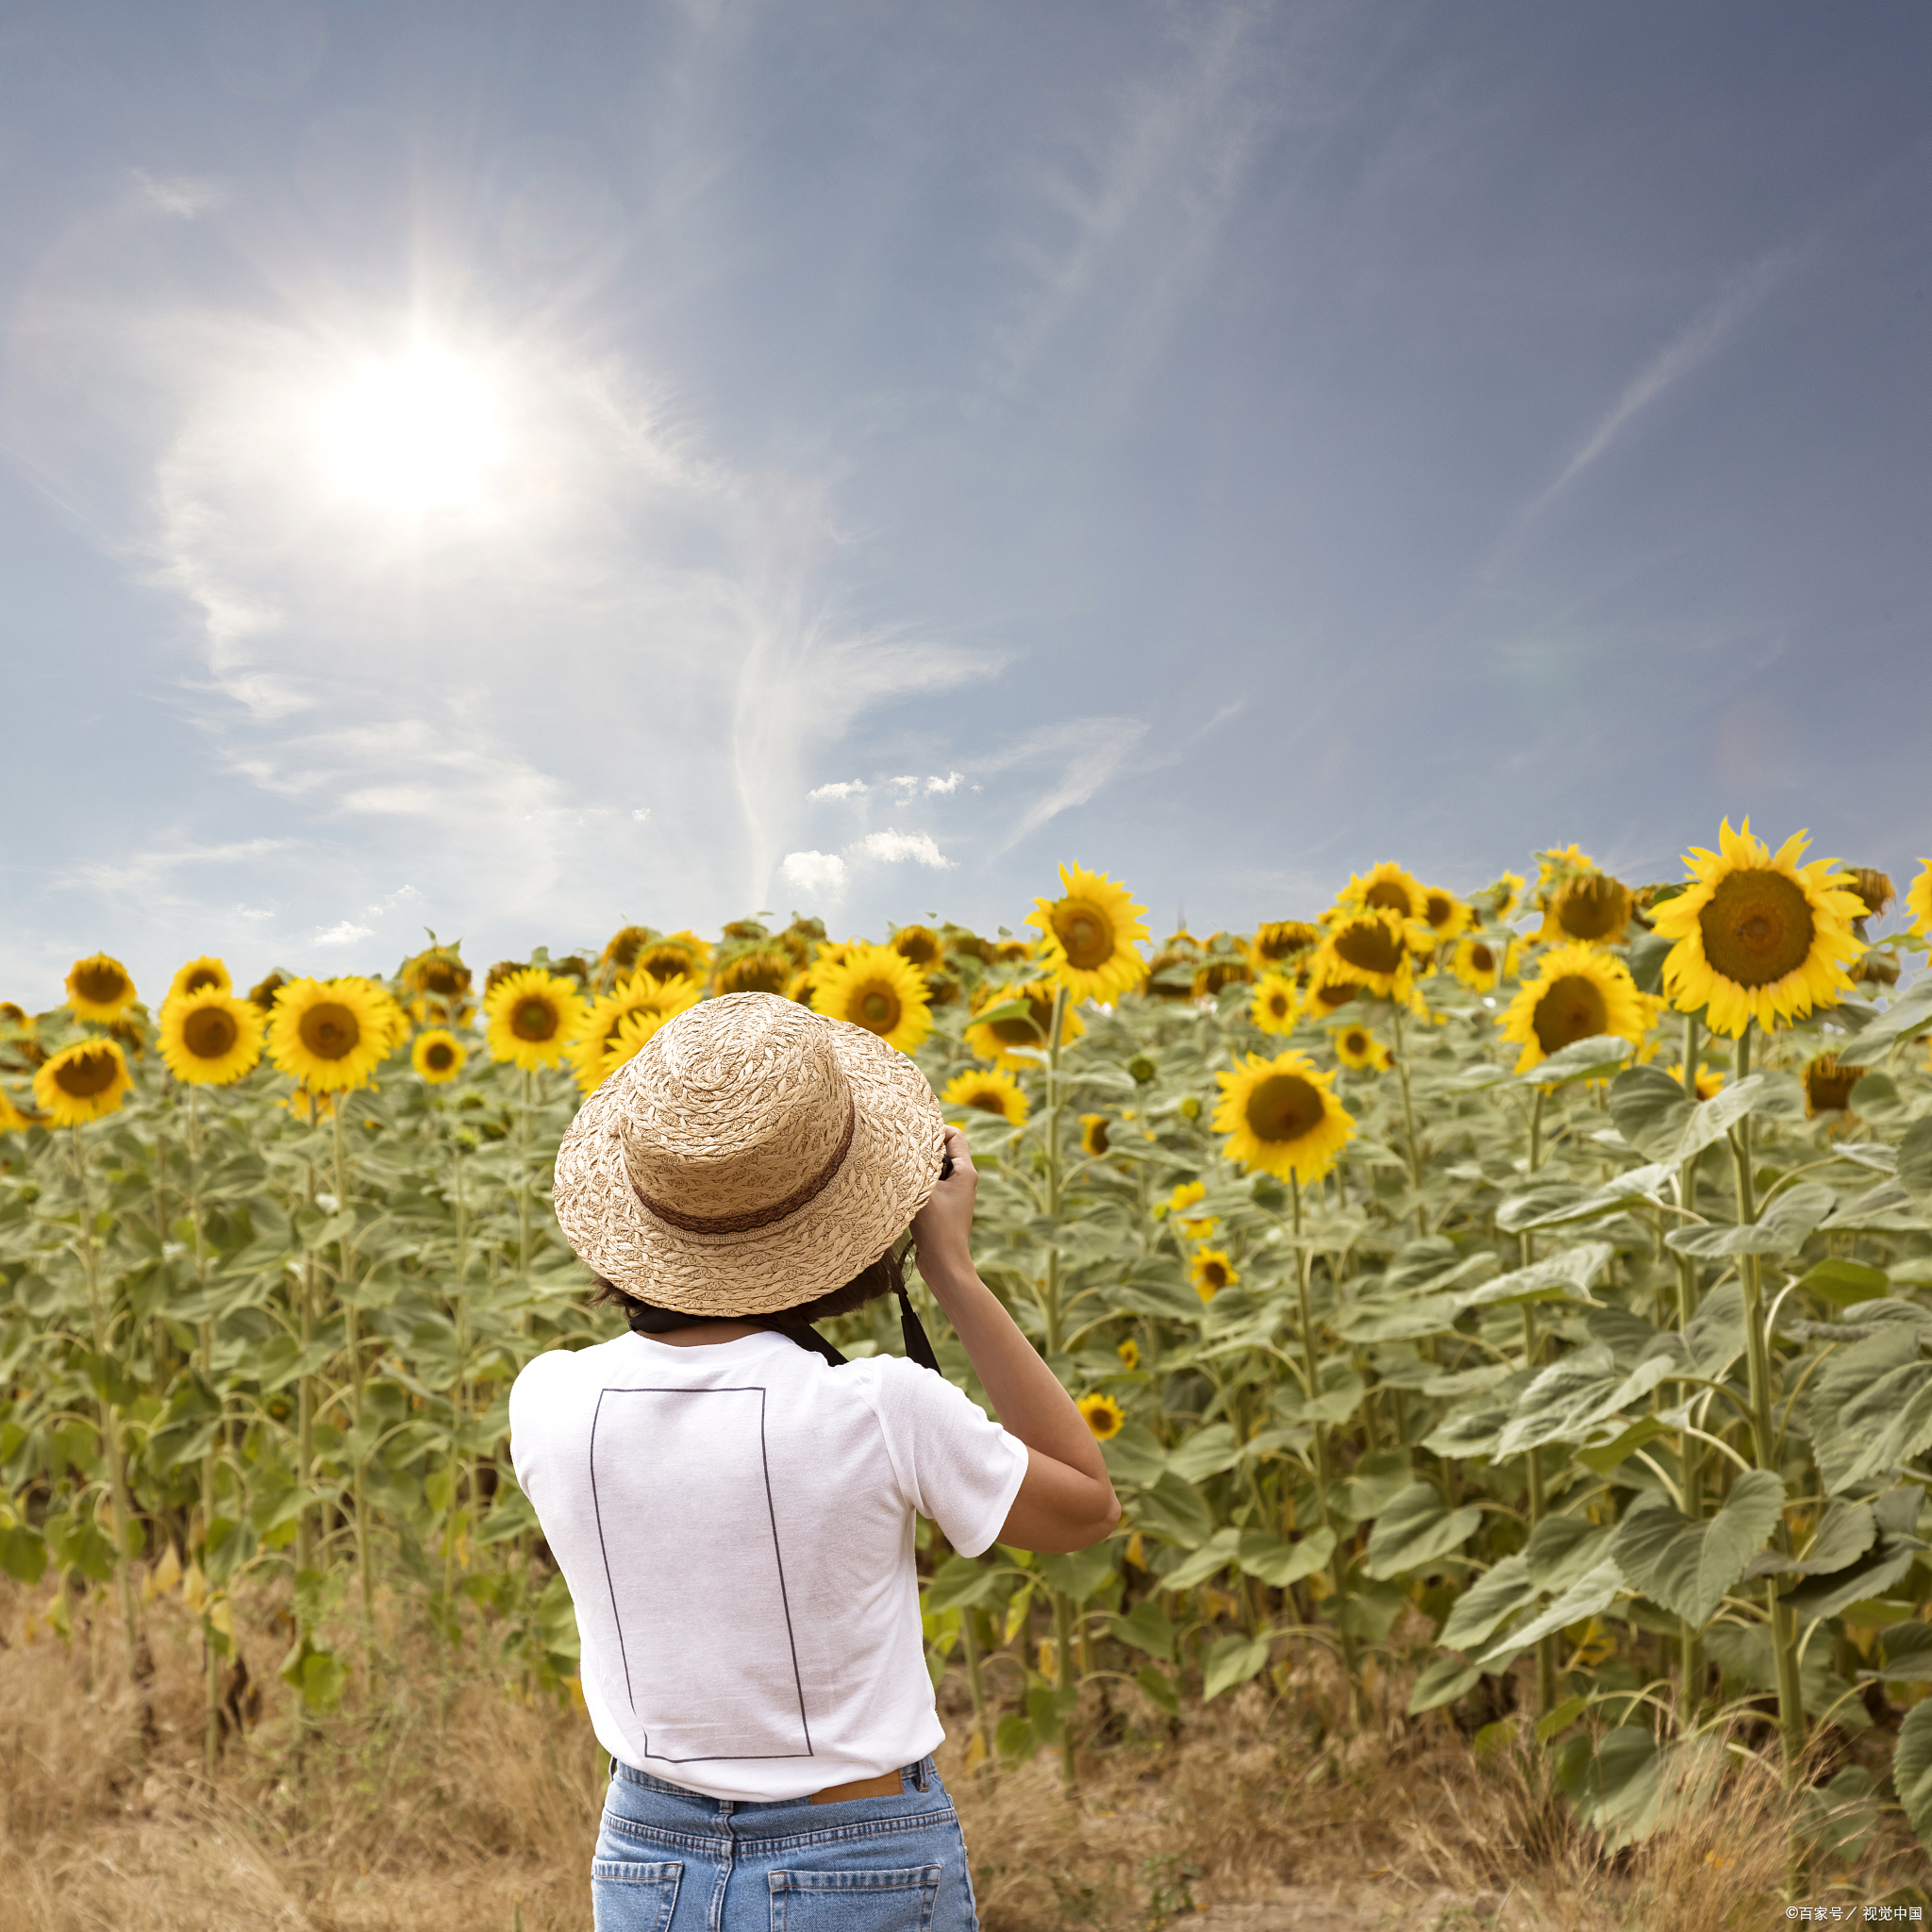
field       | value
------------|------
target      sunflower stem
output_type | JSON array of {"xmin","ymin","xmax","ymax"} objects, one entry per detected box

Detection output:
[
  {"xmin": 75, "ymin": 1124, "xmax": 143, "ymax": 1707},
  {"xmin": 332, "ymin": 1099, "xmax": 377, "ymax": 1682},
  {"xmin": 1041, "ymin": 984, "xmax": 1079, "ymax": 1791},
  {"xmin": 188, "ymin": 1089, "xmax": 225, "ymax": 1776},
  {"xmin": 1293, "ymin": 1174, "xmax": 1365, "ymax": 1725},
  {"xmin": 1729, "ymin": 1026, "xmax": 1807, "ymax": 1783},
  {"xmin": 517, "ymin": 1067, "xmax": 534, "ymax": 1337},
  {"xmin": 1390, "ymin": 1007, "xmax": 1427, "ymax": 1239},
  {"xmin": 1675, "ymin": 1015, "xmax": 1706, "ymax": 1728},
  {"xmin": 1520, "ymin": 1087, "xmax": 1557, "ymax": 1716},
  {"xmin": 960, "ymin": 1608, "xmax": 993, "ymax": 1779}
]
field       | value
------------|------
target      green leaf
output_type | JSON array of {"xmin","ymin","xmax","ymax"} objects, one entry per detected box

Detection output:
[
  {"xmin": 1133, "ymin": 1471, "xmax": 1217, "ymax": 1549},
  {"xmin": 1895, "ymin": 1700, "xmax": 1932, "ymax": 1858},
  {"xmin": 1577, "ymin": 1415, "xmax": 1668, "ymax": 1475},
  {"xmin": 1339, "ymin": 1449, "xmax": 1414, "ymax": 1524},
  {"xmin": 1335, "ymin": 1579, "xmax": 1408, "ymax": 1643},
  {"xmin": 1363, "ymin": 1482, "xmax": 1483, "ymax": 1579},
  {"xmin": 1796, "ymin": 1765, "xmax": 1880, "ymax": 1867},
  {"xmin": 1557, "ymin": 1725, "xmax": 1663, "ymax": 1848},
  {"xmin": 1899, "ymin": 1114, "xmax": 1932, "ymax": 1207},
  {"xmin": 1459, "ymin": 1241, "xmax": 1613, "ymax": 1310},
  {"xmin": 1665, "ymin": 1181, "xmax": 1837, "ymax": 1258},
  {"xmin": 924, "ymin": 1555, "xmax": 1003, "ymax": 1612},
  {"xmin": 1810, "ymin": 1324, "xmax": 1932, "ymax": 1494},
  {"xmin": 0, "ymin": 1524, "xmax": 46, "ymax": 1585},
  {"xmin": 1534, "ymin": 1693, "xmax": 1589, "ymax": 1742},
  {"xmin": 1865, "ymin": 1622, "xmax": 1932, "ymax": 1683},
  {"xmin": 1201, "ymin": 1632, "xmax": 1273, "ymax": 1701},
  {"xmin": 1166, "ymin": 1423, "xmax": 1242, "ymax": 1483},
  {"xmin": 1439, "ymin": 1556, "xmax": 1536, "ymax": 1651},
  {"xmin": 1784, "ymin": 1535, "xmax": 1922, "ymax": 1624},
  {"xmin": 1524, "ymin": 1516, "xmax": 1617, "ymax": 1595},
  {"xmin": 1135, "ymin": 1662, "xmax": 1179, "ymax": 1713},
  {"xmin": 1109, "ymin": 1599, "xmax": 1175, "ymax": 1663},
  {"xmin": 1407, "ymin": 1657, "xmax": 1481, "ymax": 1715},
  {"xmin": 1235, "ymin": 1526, "xmax": 1334, "ymax": 1589},
  {"xmin": 1162, "ymin": 1527, "xmax": 1241, "ymax": 1591},
  {"xmin": 1036, "ymin": 1542, "xmax": 1117, "ymax": 1604},
  {"xmin": 1476, "ymin": 1560, "xmax": 1624, "ymax": 1668},
  {"xmin": 1518, "ymin": 1035, "xmax": 1634, "ymax": 1087},
  {"xmin": 1832, "ymin": 974, "xmax": 1932, "ymax": 1067},
  {"xmin": 1789, "ymin": 1498, "xmax": 1876, "ymax": 1577},
  {"xmin": 1516, "ymin": 1163, "xmax": 1675, "ymax": 1229},
  {"xmin": 1796, "ymin": 1259, "xmax": 1890, "ymax": 1307},
  {"xmin": 1100, "ymin": 1422, "xmax": 1168, "ymax": 1488},
  {"xmin": 994, "ymin": 1711, "xmax": 1040, "ymax": 1761},
  {"xmin": 1608, "ymin": 1068, "xmax": 1768, "ymax": 1168},
  {"xmin": 1610, "ymin": 1471, "xmax": 1786, "ymax": 1627}
]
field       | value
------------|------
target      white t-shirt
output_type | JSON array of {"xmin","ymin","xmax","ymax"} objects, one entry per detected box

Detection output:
[{"xmin": 508, "ymin": 1327, "xmax": 1029, "ymax": 1801}]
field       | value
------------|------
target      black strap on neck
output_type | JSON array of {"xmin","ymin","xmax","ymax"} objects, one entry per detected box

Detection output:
[{"xmin": 623, "ymin": 1296, "xmax": 935, "ymax": 1373}]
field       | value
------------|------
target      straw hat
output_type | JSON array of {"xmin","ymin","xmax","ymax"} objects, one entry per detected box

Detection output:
[{"xmin": 552, "ymin": 991, "xmax": 946, "ymax": 1315}]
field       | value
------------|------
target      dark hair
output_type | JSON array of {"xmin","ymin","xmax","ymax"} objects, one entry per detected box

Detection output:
[{"xmin": 589, "ymin": 1239, "xmax": 909, "ymax": 1332}]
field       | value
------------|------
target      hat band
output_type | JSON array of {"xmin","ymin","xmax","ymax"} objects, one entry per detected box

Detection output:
[{"xmin": 629, "ymin": 1098, "xmax": 858, "ymax": 1236}]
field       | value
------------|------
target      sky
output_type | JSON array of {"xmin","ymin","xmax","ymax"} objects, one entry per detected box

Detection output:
[{"xmin": 3, "ymin": 0, "xmax": 1929, "ymax": 1003}]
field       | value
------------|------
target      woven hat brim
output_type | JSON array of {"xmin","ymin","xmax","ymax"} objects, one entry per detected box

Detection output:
[{"xmin": 552, "ymin": 1013, "xmax": 945, "ymax": 1316}]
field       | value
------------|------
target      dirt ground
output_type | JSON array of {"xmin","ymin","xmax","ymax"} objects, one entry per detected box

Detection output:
[{"xmin": 0, "ymin": 1580, "xmax": 1923, "ymax": 1931}]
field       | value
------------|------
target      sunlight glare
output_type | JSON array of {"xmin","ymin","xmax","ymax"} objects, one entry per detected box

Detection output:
[{"xmin": 311, "ymin": 343, "xmax": 508, "ymax": 517}]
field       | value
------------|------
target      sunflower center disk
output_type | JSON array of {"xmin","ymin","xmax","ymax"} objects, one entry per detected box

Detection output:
[
  {"xmin": 1055, "ymin": 903, "xmax": 1115, "ymax": 970},
  {"xmin": 300, "ymin": 1003, "xmax": 362, "ymax": 1059},
  {"xmin": 1245, "ymin": 1074, "xmax": 1324, "ymax": 1143},
  {"xmin": 1334, "ymin": 924, "xmax": 1404, "ymax": 975},
  {"xmin": 1364, "ymin": 884, "xmax": 1410, "ymax": 916},
  {"xmin": 858, "ymin": 985, "xmax": 900, "ymax": 1030},
  {"xmin": 511, "ymin": 998, "xmax": 558, "ymax": 1042},
  {"xmin": 426, "ymin": 1043, "xmax": 456, "ymax": 1072},
  {"xmin": 184, "ymin": 970, "xmax": 223, "ymax": 996},
  {"xmin": 74, "ymin": 966, "xmax": 128, "ymax": 1005},
  {"xmin": 1531, "ymin": 975, "xmax": 1608, "ymax": 1056},
  {"xmin": 182, "ymin": 1008, "xmax": 239, "ymax": 1059},
  {"xmin": 1699, "ymin": 870, "xmax": 1816, "ymax": 987},
  {"xmin": 1558, "ymin": 876, "xmax": 1629, "ymax": 941},
  {"xmin": 1469, "ymin": 944, "xmax": 1494, "ymax": 974},
  {"xmin": 54, "ymin": 1051, "xmax": 119, "ymax": 1098}
]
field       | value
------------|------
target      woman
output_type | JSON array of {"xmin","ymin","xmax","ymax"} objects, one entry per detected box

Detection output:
[{"xmin": 511, "ymin": 991, "xmax": 1119, "ymax": 1930}]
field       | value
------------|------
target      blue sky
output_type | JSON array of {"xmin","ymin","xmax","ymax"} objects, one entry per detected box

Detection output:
[{"xmin": 3, "ymin": 1, "xmax": 1929, "ymax": 1004}]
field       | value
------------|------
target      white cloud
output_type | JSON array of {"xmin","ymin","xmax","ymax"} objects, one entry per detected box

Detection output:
[
  {"xmin": 888, "ymin": 774, "xmax": 920, "ymax": 791},
  {"xmin": 314, "ymin": 921, "xmax": 375, "ymax": 947},
  {"xmin": 924, "ymin": 772, "xmax": 962, "ymax": 794},
  {"xmin": 363, "ymin": 885, "xmax": 420, "ymax": 914},
  {"xmin": 854, "ymin": 830, "xmax": 954, "ymax": 870},
  {"xmin": 808, "ymin": 779, "xmax": 868, "ymax": 802},
  {"xmin": 132, "ymin": 170, "xmax": 228, "ymax": 219},
  {"xmin": 781, "ymin": 851, "xmax": 850, "ymax": 898}
]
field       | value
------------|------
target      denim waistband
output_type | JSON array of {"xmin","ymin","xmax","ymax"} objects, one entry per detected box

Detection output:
[{"xmin": 608, "ymin": 1754, "xmax": 940, "ymax": 1815}]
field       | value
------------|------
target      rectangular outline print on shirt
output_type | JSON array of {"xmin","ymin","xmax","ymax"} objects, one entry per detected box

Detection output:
[{"xmin": 588, "ymin": 1385, "xmax": 813, "ymax": 1762}]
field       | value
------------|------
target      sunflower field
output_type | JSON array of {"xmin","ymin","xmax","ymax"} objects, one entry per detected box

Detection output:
[{"xmin": 8, "ymin": 828, "xmax": 1932, "ymax": 1890}]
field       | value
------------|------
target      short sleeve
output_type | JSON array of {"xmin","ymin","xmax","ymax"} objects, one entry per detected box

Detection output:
[{"xmin": 857, "ymin": 1357, "xmax": 1030, "ymax": 1557}]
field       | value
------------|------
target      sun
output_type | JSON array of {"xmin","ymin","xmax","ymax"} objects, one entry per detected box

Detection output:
[{"xmin": 312, "ymin": 342, "xmax": 508, "ymax": 517}]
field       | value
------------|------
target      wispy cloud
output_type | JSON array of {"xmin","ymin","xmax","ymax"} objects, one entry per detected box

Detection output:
[
  {"xmin": 808, "ymin": 778, "xmax": 868, "ymax": 802},
  {"xmin": 978, "ymin": 717, "xmax": 1151, "ymax": 857}
]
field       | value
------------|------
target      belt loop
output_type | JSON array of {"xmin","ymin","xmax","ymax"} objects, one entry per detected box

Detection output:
[
  {"xmin": 912, "ymin": 1757, "xmax": 929, "ymax": 1790},
  {"xmin": 608, "ymin": 1755, "xmax": 618, "ymax": 1781}
]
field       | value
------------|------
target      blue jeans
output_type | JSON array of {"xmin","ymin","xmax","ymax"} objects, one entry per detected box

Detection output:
[{"xmin": 592, "ymin": 1755, "xmax": 979, "ymax": 1931}]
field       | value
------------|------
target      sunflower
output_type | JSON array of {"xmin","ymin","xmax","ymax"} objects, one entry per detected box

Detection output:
[
  {"xmin": 0, "ymin": 1085, "xmax": 39, "ymax": 1133},
  {"xmin": 1906, "ymin": 862, "xmax": 1932, "ymax": 939},
  {"xmin": 716, "ymin": 949, "xmax": 794, "ymax": 998},
  {"xmin": 34, "ymin": 1038, "xmax": 132, "ymax": 1127},
  {"xmin": 1803, "ymin": 1053, "xmax": 1864, "ymax": 1118},
  {"xmin": 1846, "ymin": 869, "xmax": 1895, "ymax": 924},
  {"xmin": 481, "ymin": 968, "xmax": 590, "ymax": 1073},
  {"xmin": 1336, "ymin": 861, "xmax": 1427, "ymax": 924},
  {"xmin": 1213, "ymin": 1049, "xmax": 1355, "ymax": 1186},
  {"xmin": 1649, "ymin": 819, "xmax": 1866, "ymax": 1037},
  {"xmin": 1160, "ymin": 1179, "xmax": 1217, "ymax": 1241},
  {"xmin": 1535, "ymin": 870, "xmax": 1634, "ymax": 946},
  {"xmin": 941, "ymin": 1067, "xmax": 1030, "ymax": 1126},
  {"xmin": 1027, "ymin": 864, "xmax": 1150, "ymax": 1004},
  {"xmin": 1333, "ymin": 1023, "xmax": 1391, "ymax": 1072},
  {"xmin": 1307, "ymin": 909, "xmax": 1420, "ymax": 1001},
  {"xmin": 568, "ymin": 972, "xmax": 704, "ymax": 1093},
  {"xmin": 1076, "ymin": 1393, "xmax": 1125, "ymax": 1441},
  {"xmin": 158, "ymin": 989, "xmax": 262, "ymax": 1086},
  {"xmin": 66, "ymin": 954, "xmax": 137, "ymax": 1023},
  {"xmin": 1304, "ymin": 968, "xmax": 1364, "ymax": 1014},
  {"xmin": 941, "ymin": 925, "xmax": 993, "ymax": 966},
  {"xmin": 1251, "ymin": 922, "xmax": 1321, "ymax": 974},
  {"xmin": 811, "ymin": 943, "xmax": 932, "ymax": 1054},
  {"xmin": 1480, "ymin": 872, "xmax": 1526, "ymax": 924},
  {"xmin": 1079, "ymin": 1113, "xmax": 1110, "ymax": 1156},
  {"xmin": 248, "ymin": 972, "xmax": 287, "ymax": 1012},
  {"xmin": 412, "ymin": 1029, "xmax": 467, "ymax": 1084},
  {"xmin": 636, "ymin": 931, "xmax": 712, "ymax": 981},
  {"xmin": 600, "ymin": 924, "xmax": 652, "ymax": 979},
  {"xmin": 993, "ymin": 938, "xmax": 1035, "ymax": 963},
  {"xmin": 1190, "ymin": 1249, "xmax": 1239, "ymax": 1302},
  {"xmin": 721, "ymin": 919, "xmax": 768, "ymax": 946},
  {"xmin": 963, "ymin": 980, "xmax": 1084, "ymax": 1068},
  {"xmin": 924, "ymin": 969, "xmax": 962, "ymax": 1008},
  {"xmin": 401, "ymin": 942, "xmax": 474, "ymax": 1024},
  {"xmin": 1252, "ymin": 974, "xmax": 1300, "ymax": 1035},
  {"xmin": 892, "ymin": 924, "xmax": 943, "ymax": 970},
  {"xmin": 1116, "ymin": 1338, "xmax": 1140, "ymax": 1371},
  {"xmin": 1192, "ymin": 957, "xmax": 1253, "ymax": 999},
  {"xmin": 1451, "ymin": 934, "xmax": 1518, "ymax": 993},
  {"xmin": 1420, "ymin": 889, "xmax": 1472, "ymax": 945},
  {"xmin": 1660, "ymin": 1061, "xmax": 1724, "ymax": 1102},
  {"xmin": 267, "ymin": 977, "xmax": 394, "ymax": 1091},
  {"xmin": 164, "ymin": 957, "xmax": 231, "ymax": 1008},
  {"xmin": 1498, "ymin": 943, "xmax": 1649, "ymax": 1076},
  {"xmin": 1142, "ymin": 947, "xmax": 1200, "ymax": 1001}
]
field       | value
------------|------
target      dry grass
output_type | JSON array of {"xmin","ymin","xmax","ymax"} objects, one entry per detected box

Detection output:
[{"xmin": 0, "ymin": 1578, "xmax": 1924, "ymax": 1931}]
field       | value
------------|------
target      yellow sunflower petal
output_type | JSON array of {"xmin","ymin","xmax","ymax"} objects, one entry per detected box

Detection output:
[
  {"xmin": 1251, "ymin": 973, "xmax": 1300, "ymax": 1036},
  {"xmin": 158, "ymin": 989, "xmax": 262, "ymax": 1087},
  {"xmin": 941, "ymin": 1067, "xmax": 1030, "ymax": 1126},
  {"xmin": 1026, "ymin": 864, "xmax": 1150, "ymax": 1004},
  {"xmin": 810, "ymin": 942, "xmax": 932, "ymax": 1054},
  {"xmin": 963, "ymin": 979, "xmax": 1084, "ymax": 1069},
  {"xmin": 1497, "ymin": 942, "xmax": 1649, "ymax": 1075},
  {"xmin": 34, "ymin": 1038, "xmax": 133, "ymax": 1126},
  {"xmin": 411, "ymin": 1028, "xmax": 467, "ymax": 1084},
  {"xmin": 482, "ymin": 968, "xmax": 590, "ymax": 1073},
  {"xmin": 164, "ymin": 956, "xmax": 232, "ymax": 1008},
  {"xmin": 1212, "ymin": 1049, "xmax": 1354, "ymax": 1187},
  {"xmin": 66, "ymin": 954, "xmax": 138, "ymax": 1024},
  {"xmin": 267, "ymin": 976, "xmax": 396, "ymax": 1092}
]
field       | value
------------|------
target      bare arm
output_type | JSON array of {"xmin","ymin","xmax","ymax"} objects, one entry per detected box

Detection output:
[{"xmin": 911, "ymin": 1124, "xmax": 1121, "ymax": 1554}]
